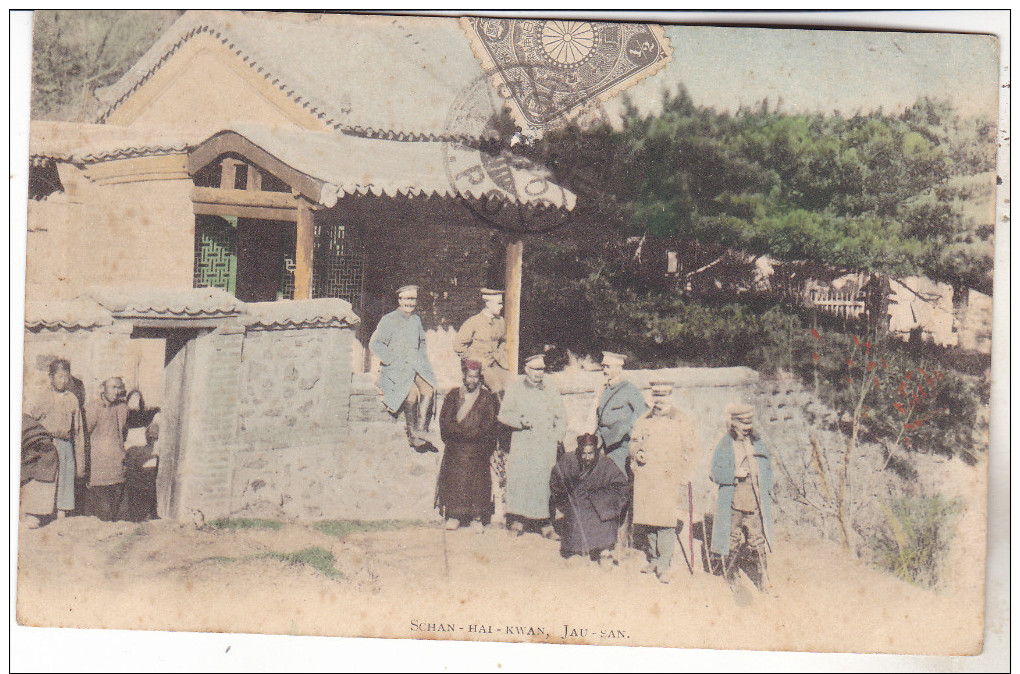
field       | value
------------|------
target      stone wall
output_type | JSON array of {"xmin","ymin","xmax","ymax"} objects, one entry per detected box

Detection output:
[{"xmin": 173, "ymin": 324, "xmax": 356, "ymax": 521}]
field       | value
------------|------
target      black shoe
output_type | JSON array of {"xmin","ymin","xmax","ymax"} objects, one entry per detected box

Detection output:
[{"xmin": 414, "ymin": 441, "xmax": 438, "ymax": 453}]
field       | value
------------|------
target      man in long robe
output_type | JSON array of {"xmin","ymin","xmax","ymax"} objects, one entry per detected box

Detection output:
[
  {"xmin": 84, "ymin": 377, "xmax": 129, "ymax": 521},
  {"xmin": 595, "ymin": 351, "xmax": 648, "ymax": 475},
  {"xmin": 710, "ymin": 403, "xmax": 776, "ymax": 595},
  {"xmin": 24, "ymin": 359, "xmax": 84, "ymax": 519},
  {"xmin": 550, "ymin": 433, "xmax": 629, "ymax": 563},
  {"xmin": 497, "ymin": 353, "xmax": 567, "ymax": 538},
  {"xmin": 630, "ymin": 381, "xmax": 700, "ymax": 583},
  {"xmin": 369, "ymin": 284, "xmax": 438, "ymax": 452},
  {"xmin": 454, "ymin": 287, "xmax": 512, "ymax": 524},
  {"xmin": 436, "ymin": 359, "xmax": 500, "ymax": 531}
]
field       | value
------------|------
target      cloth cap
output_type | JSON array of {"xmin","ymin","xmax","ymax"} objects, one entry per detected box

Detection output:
[
  {"xmin": 601, "ymin": 351, "xmax": 627, "ymax": 367},
  {"xmin": 396, "ymin": 285, "xmax": 419, "ymax": 298},
  {"xmin": 726, "ymin": 403, "xmax": 755, "ymax": 421},
  {"xmin": 481, "ymin": 288, "xmax": 504, "ymax": 298},
  {"xmin": 649, "ymin": 381, "xmax": 674, "ymax": 397},
  {"xmin": 524, "ymin": 354, "xmax": 546, "ymax": 370},
  {"xmin": 461, "ymin": 358, "xmax": 482, "ymax": 372}
]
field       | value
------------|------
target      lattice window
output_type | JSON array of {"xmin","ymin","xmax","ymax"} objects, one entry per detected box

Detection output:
[
  {"xmin": 313, "ymin": 221, "xmax": 366, "ymax": 308},
  {"xmin": 194, "ymin": 216, "xmax": 237, "ymax": 294}
]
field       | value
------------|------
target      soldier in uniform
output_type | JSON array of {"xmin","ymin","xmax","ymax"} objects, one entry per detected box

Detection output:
[
  {"xmin": 454, "ymin": 288, "xmax": 510, "ymax": 394},
  {"xmin": 629, "ymin": 381, "xmax": 700, "ymax": 584},
  {"xmin": 369, "ymin": 285, "xmax": 438, "ymax": 453},
  {"xmin": 710, "ymin": 403, "xmax": 776, "ymax": 595},
  {"xmin": 595, "ymin": 351, "xmax": 648, "ymax": 475},
  {"xmin": 455, "ymin": 287, "xmax": 512, "ymax": 523}
]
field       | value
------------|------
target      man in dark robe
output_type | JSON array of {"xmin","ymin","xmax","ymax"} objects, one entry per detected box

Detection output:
[
  {"xmin": 435, "ymin": 359, "xmax": 500, "ymax": 531},
  {"xmin": 550, "ymin": 433, "xmax": 629, "ymax": 564}
]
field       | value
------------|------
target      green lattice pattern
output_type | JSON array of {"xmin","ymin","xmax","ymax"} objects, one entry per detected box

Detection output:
[
  {"xmin": 194, "ymin": 216, "xmax": 237, "ymax": 294},
  {"xmin": 313, "ymin": 221, "xmax": 365, "ymax": 308}
]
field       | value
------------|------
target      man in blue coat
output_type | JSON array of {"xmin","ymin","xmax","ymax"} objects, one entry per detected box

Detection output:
[
  {"xmin": 710, "ymin": 403, "xmax": 776, "ymax": 595},
  {"xmin": 369, "ymin": 285, "xmax": 438, "ymax": 452},
  {"xmin": 595, "ymin": 351, "xmax": 648, "ymax": 475}
]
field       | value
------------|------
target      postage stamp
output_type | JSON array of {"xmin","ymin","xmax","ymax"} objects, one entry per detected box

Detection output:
[{"xmin": 461, "ymin": 17, "xmax": 672, "ymax": 135}]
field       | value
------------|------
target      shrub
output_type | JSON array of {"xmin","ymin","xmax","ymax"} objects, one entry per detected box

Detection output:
[{"xmin": 870, "ymin": 495, "xmax": 960, "ymax": 588}]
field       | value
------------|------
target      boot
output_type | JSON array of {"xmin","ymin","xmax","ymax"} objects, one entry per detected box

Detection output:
[
  {"xmin": 754, "ymin": 546, "xmax": 777, "ymax": 597},
  {"xmin": 403, "ymin": 399, "xmax": 421, "ymax": 449}
]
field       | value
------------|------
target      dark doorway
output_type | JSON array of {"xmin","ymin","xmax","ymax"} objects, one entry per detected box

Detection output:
[{"xmin": 194, "ymin": 216, "xmax": 296, "ymax": 303}]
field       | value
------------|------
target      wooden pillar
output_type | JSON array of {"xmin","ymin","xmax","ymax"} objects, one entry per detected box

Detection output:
[
  {"xmin": 295, "ymin": 202, "xmax": 315, "ymax": 300},
  {"xmin": 504, "ymin": 238, "xmax": 524, "ymax": 374}
]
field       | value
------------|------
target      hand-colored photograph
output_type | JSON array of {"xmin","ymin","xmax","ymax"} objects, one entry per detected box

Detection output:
[{"xmin": 14, "ymin": 9, "xmax": 1004, "ymax": 660}]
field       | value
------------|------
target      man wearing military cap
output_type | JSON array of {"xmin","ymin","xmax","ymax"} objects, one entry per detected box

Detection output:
[
  {"xmin": 710, "ymin": 402, "xmax": 776, "ymax": 595},
  {"xmin": 497, "ymin": 353, "xmax": 567, "ymax": 538},
  {"xmin": 369, "ymin": 285, "xmax": 438, "ymax": 452},
  {"xmin": 454, "ymin": 288, "xmax": 510, "ymax": 395},
  {"xmin": 596, "ymin": 351, "xmax": 648, "ymax": 476},
  {"xmin": 629, "ymin": 381, "xmax": 700, "ymax": 583}
]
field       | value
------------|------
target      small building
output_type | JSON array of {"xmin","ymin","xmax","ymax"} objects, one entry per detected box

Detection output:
[{"xmin": 24, "ymin": 11, "xmax": 578, "ymax": 522}]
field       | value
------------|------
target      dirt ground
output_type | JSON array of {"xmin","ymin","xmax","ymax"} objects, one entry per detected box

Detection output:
[{"xmin": 15, "ymin": 508, "xmax": 984, "ymax": 656}]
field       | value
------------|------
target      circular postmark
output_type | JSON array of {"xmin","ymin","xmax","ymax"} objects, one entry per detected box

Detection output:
[{"xmin": 442, "ymin": 62, "xmax": 609, "ymax": 233}]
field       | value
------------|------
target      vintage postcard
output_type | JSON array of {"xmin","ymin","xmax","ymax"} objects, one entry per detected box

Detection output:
[{"xmin": 13, "ymin": 9, "xmax": 1006, "ymax": 662}]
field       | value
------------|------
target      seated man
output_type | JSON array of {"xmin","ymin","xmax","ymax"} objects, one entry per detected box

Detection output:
[{"xmin": 550, "ymin": 433, "xmax": 629, "ymax": 565}]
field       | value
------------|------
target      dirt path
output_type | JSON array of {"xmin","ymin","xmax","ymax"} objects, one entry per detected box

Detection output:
[{"xmin": 15, "ymin": 515, "xmax": 982, "ymax": 655}]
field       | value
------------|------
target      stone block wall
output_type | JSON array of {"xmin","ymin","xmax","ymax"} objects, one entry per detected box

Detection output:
[{"xmin": 171, "ymin": 323, "xmax": 356, "ymax": 521}]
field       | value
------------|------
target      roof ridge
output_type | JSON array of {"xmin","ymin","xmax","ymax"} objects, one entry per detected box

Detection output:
[{"xmin": 95, "ymin": 11, "xmax": 486, "ymax": 140}]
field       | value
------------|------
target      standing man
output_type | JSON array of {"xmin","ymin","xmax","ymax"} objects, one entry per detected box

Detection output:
[
  {"xmin": 629, "ymin": 381, "xmax": 700, "ymax": 584},
  {"xmin": 498, "ymin": 353, "xmax": 567, "ymax": 539},
  {"xmin": 595, "ymin": 351, "xmax": 648, "ymax": 476},
  {"xmin": 454, "ymin": 287, "xmax": 512, "ymax": 524},
  {"xmin": 550, "ymin": 433, "xmax": 629, "ymax": 564},
  {"xmin": 84, "ymin": 377, "xmax": 130, "ymax": 521},
  {"xmin": 454, "ymin": 288, "xmax": 510, "ymax": 394},
  {"xmin": 370, "ymin": 285, "xmax": 438, "ymax": 453},
  {"xmin": 24, "ymin": 359, "xmax": 84, "ymax": 520},
  {"xmin": 435, "ymin": 359, "xmax": 501, "ymax": 531},
  {"xmin": 710, "ymin": 403, "xmax": 776, "ymax": 595}
]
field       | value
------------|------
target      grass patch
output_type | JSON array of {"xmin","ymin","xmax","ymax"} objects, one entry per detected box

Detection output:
[
  {"xmin": 260, "ymin": 546, "xmax": 344, "ymax": 578},
  {"xmin": 312, "ymin": 519, "xmax": 419, "ymax": 539},
  {"xmin": 196, "ymin": 548, "xmax": 344, "ymax": 579},
  {"xmin": 207, "ymin": 518, "xmax": 283, "ymax": 530}
]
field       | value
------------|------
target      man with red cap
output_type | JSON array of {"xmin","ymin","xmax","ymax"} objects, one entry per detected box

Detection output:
[{"xmin": 435, "ymin": 359, "xmax": 501, "ymax": 531}]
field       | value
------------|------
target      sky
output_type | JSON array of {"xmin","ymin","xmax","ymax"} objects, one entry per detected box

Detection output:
[{"xmin": 607, "ymin": 24, "xmax": 1000, "ymax": 120}]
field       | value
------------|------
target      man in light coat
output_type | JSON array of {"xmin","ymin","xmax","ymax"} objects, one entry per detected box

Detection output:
[
  {"xmin": 498, "ymin": 353, "xmax": 567, "ymax": 539},
  {"xmin": 629, "ymin": 381, "xmax": 700, "ymax": 583},
  {"xmin": 369, "ymin": 285, "xmax": 438, "ymax": 452},
  {"xmin": 454, "ymin": 288, "xmax": 510, "ymax": 395}
]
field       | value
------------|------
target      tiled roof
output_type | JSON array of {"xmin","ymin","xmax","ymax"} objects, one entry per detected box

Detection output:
[
  {"xmin": 96, "ymin": 11, "xmax": 486, "ymax": 140},
  {"xmin": 244, "ymin": 298, "xmax": 360, "ymax": 329},
  {"xmin": 25, "ymin": 291, "xmax": 360, "ymax": 331},
  {"xmin": 29, "ymin": 121, "xmax": 191, "ymax": 164},
  {"xmin": 217, "ymin": 124, "xmax": 577, "ymax": 209},
  {"xmin": 83, "ymin": 287, "xmax": 242, "ymax": 318},
  {"xmin": 24, "ymin": 299, "xmax": 114, "ymax": 330}
]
